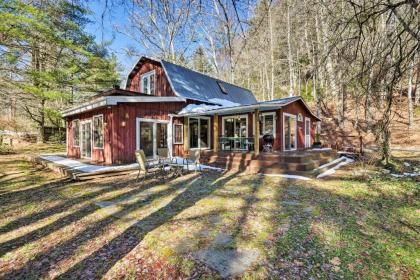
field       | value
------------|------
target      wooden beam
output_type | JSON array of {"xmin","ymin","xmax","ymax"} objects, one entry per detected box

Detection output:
[
  {"xmin": 183, "ymin": 117, "xmax": 189, "ymax": 154},
  {"xmin": 254, "ymin": 109, "xmax": 260, "ymax": 155},
  {"xmin": 213, "ymin": 114, "xmax": 219, "ymax": 152}
]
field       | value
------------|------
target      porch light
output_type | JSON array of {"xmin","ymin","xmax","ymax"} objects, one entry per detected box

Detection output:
[{"xmin": 121, "ymin": 121, "xmax": 126, "ymax": 127}]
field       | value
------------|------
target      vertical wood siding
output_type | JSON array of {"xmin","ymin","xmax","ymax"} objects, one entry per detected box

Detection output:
[
  {"xmin": 127, "ymin": 61, "xmax": 175, "ymax": 96},
  {"xmin": 282, "ymin": 101, "xmax": 318, "ymax": 150}
]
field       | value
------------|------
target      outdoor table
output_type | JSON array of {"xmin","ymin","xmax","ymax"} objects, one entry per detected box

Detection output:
[{"xmin": 169, "ymin": 163, "xmax": 185, "ymax": 177}]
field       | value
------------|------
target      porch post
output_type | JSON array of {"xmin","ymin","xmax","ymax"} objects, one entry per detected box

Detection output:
[
  {"xmin": 213, "ymin": 114, "xmax": 219, "ymax": 152},
  {"xmin": 183, "ymin": 117, "xmax": 189, "ymax": 154},
  {"xmin": 254, "ymin": 109, "xmax": 260, "ymax": 155}
]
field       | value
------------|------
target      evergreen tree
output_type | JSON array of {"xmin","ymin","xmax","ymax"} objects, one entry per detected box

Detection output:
[{"xmin": 0, "ymin": 0, "xmax": 119, "ymax": 142}]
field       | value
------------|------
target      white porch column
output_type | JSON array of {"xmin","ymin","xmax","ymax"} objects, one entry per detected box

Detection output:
[{"xmin": 168, "ymin": 115, "xmax": 173, "ymax": 158}]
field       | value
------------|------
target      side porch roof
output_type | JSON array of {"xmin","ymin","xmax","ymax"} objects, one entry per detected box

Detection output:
[{"xmin": 174, "ymin": 96, "xmax": 321, "ymax": 121}]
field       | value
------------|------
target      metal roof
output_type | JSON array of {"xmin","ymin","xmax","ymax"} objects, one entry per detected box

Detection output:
[
  {"xmin": 259, "ymin": 96, "xmax": 301, "ymax": 105},
  {"xmin": 161, "ymin": 60, "xmax": 257, "ymax": 105}
]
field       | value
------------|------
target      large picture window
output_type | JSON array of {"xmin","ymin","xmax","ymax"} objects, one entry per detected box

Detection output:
[
  {"xmin": 141, "ymin": 71, "xmax": 155, "ymax": 95},
  {"xmin": 93, "ymin": 115, "xmax": 104, "ymax": 148},
  {"xmin": 189, "ymin": 117, "xmax": 209, "ymax": 149},
  {"xmin": 260, "ymin": 113, "xmax": 276, "ymax": 136},
  {"xmin": 72, "ymin": 119, "xmax": 80, "ymax": 147},
  {"xmin": 173, "ymin": 124, "xmax": 183, "ymax": 144}
]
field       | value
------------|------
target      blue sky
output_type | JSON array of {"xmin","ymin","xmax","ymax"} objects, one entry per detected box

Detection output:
[{"xmin": 84, "ymin": 1, "xmax": 143, "ymax": 79}]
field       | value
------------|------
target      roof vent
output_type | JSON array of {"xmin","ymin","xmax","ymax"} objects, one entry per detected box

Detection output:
[{"xmin": 217, "ymin": 81, "xmax": 228, "ymax": 94}]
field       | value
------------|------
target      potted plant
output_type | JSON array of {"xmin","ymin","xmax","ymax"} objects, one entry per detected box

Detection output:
[{"xmin": 313, "ymin": 133, "xmax": 322, "ymax": 148}]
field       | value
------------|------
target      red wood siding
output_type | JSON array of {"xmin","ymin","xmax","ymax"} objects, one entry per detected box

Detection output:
[
  {"xmin": 127, "ymin": 61, "xmax": 175, "ymax": 96},
  {"xmin": 111, "ymin": 102, "xmax": 186, "ymax": 164},
  {"xmin": 282, "ymin": 101, "xmax": 318, "ymax": 150},
  {"xmin": 66, "ymin": 107, "xmax": 113, "ymax": 164}
]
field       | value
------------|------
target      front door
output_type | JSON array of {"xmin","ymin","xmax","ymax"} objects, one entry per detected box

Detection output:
[
  {"xmin": 283, "ymin": 114, "xmax": 297, "ymax": 151},
  {"xmin": 81, "ymin": 121, "xmax": 92, "ymax": 158},
  {"xmin": 304, "ymin": 118, "xmax": 311, "ymax": 148}
]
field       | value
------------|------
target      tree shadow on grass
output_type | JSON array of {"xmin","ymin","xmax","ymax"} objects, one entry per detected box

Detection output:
[
  {"xmin": 1, "ymin": 171, "xmax": 238, "ymax": 279},
  {"xmin": 0, "ymin": 175, "xmax": 190, "ymax": 257}
]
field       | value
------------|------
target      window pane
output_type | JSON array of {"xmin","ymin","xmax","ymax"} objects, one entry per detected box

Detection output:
[
  {"xmin": 73, "ymin": 120, "xmax": 79, "ymax": 146},
  {"xmin": 224, "ymin": 118, "xmax": 234, "ymax": 137},
  {"xmin": 174, "ymin": 124, "xmax": 183, "ymax": 143},
  {"xmin": 238, "ymin": 117, "xmax": 247, "ymax": 137},
  {"xmin": 264, "ymin": 115, "xmax": 274, "ymax": 135},
  {"xmin": 157, "ymin": 123, "xmax": 167, "ymax": 148},
  {"xmin": 93, "ymin": 116, "xmax": 103, "ymax": 148},
  {"xmin": 200, "ymin": 119, "xmax": 209, "ymax": 148},
  {"xmin": 290, "ymin": 117, "xmax": 296, "ymax": 149},
  {"xmin": 150, "ymin": 74, "xmax": 155, "ymax": 95},
  {"xmin": 189, "ymin": 118, "xmax": 199, "ymax": 148},
  {"xmin": 142, "ymin": 76, "xmax": 148, "ymax": 94}
]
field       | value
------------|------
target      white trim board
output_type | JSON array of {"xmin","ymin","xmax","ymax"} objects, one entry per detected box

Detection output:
[{"xmin": 62, "ymin": 96, "xmax": 185, "ymax": 117}]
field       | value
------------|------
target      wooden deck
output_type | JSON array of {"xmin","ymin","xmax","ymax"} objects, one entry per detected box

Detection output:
[{"xmin": 201, "ymin": 149, "xmax": 337, "ymax": 175}]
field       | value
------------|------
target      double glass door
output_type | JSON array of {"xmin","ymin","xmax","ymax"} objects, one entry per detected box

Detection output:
[
  {"xmin": 81, "ymin": 121, "xmax": 92, "ymax": 158},
  {"xmin": 283, "ymin": 114, "xmax": 297, "ymax": 151},
  {"xmin": 138, "ymin": 120, "xmax": 168, "ymax": 158}
]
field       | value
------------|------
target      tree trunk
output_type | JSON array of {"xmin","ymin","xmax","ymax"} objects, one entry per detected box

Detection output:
[
  {"xmin": 267, "ymin": 0, "xmax": 275, "ymax": 100},
  {"xmin": 408, "ymin": 60, "xmax": 414, "ymax": 129},
  {"xmin": 37, "ymin": 99, "xmax": 46, "ymax": 143},
  {"xmin": 286, "ymin": 1, "xmax": 294, "ymax": 97}
]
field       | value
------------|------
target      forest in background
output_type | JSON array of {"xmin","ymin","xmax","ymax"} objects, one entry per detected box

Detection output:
[{"xmin": 1, "ymin": 0, "xmax": 419, "ymax": 163}]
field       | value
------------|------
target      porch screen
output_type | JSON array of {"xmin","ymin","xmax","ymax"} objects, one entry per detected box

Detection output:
[{"xmin": 189, "ymin": 118, "xmax": 209, "ymax": 149}]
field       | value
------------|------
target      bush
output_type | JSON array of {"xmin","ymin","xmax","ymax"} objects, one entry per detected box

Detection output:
[
  {"xmin": 0, "ymin": 145, "xmax": 15, "ymax": 155},
  {"xmin": 48, "ymin": 131, "xmax": 65, "ymax": 143}
]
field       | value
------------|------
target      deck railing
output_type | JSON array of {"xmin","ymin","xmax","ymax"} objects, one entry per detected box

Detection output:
[{"xmin": 219, "ymin": 137, "xmax": 254, "ymax": 151}]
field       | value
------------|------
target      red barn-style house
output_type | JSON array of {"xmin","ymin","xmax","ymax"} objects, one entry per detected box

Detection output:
[{"xmin": 63, "ymin": 56, "xmax": 321, "ymax": 166}]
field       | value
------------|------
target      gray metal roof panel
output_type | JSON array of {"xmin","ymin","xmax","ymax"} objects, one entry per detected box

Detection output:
[{"xmin": 161, "ymin": 60, "xmax": 257, "ymax": 105}]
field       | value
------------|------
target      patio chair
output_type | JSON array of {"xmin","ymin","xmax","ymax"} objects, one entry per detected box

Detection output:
[
  {"xmin": 186, "ymin": 150, "xmax": 202, "ymax": 172},
  {"xmin": 135, "ymin": 149, "xmax": 162, "ymax": 183}
]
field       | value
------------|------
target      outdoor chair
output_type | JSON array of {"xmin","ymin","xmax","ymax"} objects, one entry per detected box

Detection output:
[
  {"xmin": 186, "ymin": 150, "xmax": 202, "ymax": 172},
  {"xmin": 135, "ymin": 149, "xmax": 163, "ymax": 183}
]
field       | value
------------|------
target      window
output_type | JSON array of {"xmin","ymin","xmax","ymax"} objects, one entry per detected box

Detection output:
[
  {"xmin": 189, "ymin": 117, "xmax": 210, "ymax": 149},
  {"xmin": 297, "ymin": 113, "xmax": 303, "ymax": 122},
  {"xmin": 157, "ymin": 123, "xmax": 167, "ymax": 148},
  {"xmin": 72, "ymin": 119, "xmax": 80, "ymax": 147},
  {"xmin": 140, "ymin": 71, "xmax": 155, "ymax": 95},
  {"xmin": 217, "ymin": 81, "xmax": 228, "ymax": 94},
  {"xmin": 259, "ymin": 113, "xmax": 276, "ymax": 136},
  {"xmin": 93, "ymin": 115, "xmax": 104, "ymax": 148},
  {"xmin": 173, "ymin": 124, "xmax": 183, "ymax": 144}
]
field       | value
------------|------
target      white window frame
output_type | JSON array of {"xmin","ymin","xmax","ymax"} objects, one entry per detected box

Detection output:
[
  {"xmin": 221, "ymin": 114, "xmax": 248, "ymax": 137},
  {"xmin": 173, "ymin": 123, "xmax": 184, "ymax": 144},
  {"xmin": 92, "ymin": 114, "xmax": 104, "ymax": 149},
  {"xmin": 140, "ymin": 70, "xmax": 156, "ymax": 95},
  {"xmin": 282, "ymin": 113, "xmax": 297, "ymax": 151},
  {"xmin": 80, "ymin": 119, "xmax": 93, "ymax": 159},
  {"xmin": 259, "ymin": 112, "xmax": 276, "ymax": 138},
  {"xmin": 72, "ymin": 119, "xmax": 80, "ymax": 147},
  {"xmin": 188, "ymin": 117, "xmax": 211, "ymax": 150},
  {"xmin": 136, "ymin": 118, "xmax": 169, "ymax": 159}
]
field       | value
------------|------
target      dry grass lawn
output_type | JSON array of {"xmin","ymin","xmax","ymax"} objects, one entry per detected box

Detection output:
[{"xmin": 0, "ymin": 145, "xmax": 418, "ymax": 279}]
